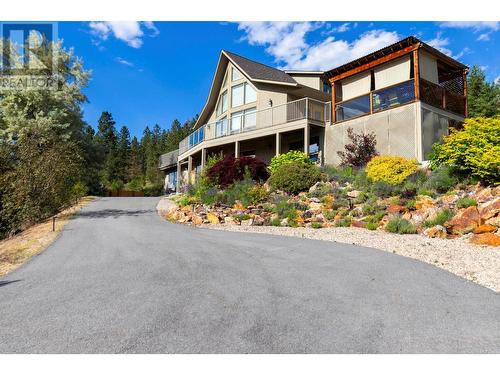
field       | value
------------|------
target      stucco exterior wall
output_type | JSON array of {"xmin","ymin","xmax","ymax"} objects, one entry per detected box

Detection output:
[{"xmin": 324, "ymin": 103, "xmax": 419, "ymax": 165}]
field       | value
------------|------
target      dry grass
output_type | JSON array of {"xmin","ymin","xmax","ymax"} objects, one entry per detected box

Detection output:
[{"xmin": 0, "ymin": 196, "xmax": 95, "ymax": 277}]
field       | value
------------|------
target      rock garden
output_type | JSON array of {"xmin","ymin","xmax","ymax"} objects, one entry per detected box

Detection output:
[{"xmin": 162, "ymin": 117, "xmax": 500, "ymax": 247}]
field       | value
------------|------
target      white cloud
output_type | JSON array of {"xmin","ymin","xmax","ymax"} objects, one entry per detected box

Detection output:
[
  {"xmin": 115, "ymin": 57, "xmax": 134, "ymax": 67},
  {"xmin": 426, "ymin": 34, "xmax": 452, "ymax": 56},
  {"xmin": 237, "ymin": 22, "xmax": 400, "ymax": 71},
  {"xmin": 440, "ymin": 21, "xmax": 499, "ymax": 32},
  {"xmin": 477, "ymin": 33, "xmax": 490, "ymax": 41},
  {"xmin": 89, "ymin": 21, "xmax": 159, "ymax": 48},
  {"xmin": 334, "ymin": 23, "xmax": 351, "ymax": 33}
]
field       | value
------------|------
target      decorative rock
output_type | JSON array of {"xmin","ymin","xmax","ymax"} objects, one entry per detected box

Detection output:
[
  {"xmin": 347, "ymin": 190, "xmax": 361, "ymax": 198},
  {"xmin": 470, "ymin": 233, "xmax": 500, "ymax": 246},
  {"xmin": 473, "ymin": 224, "xmax": 496, "ymax": 234},
  {"xmin": 352, "ymin": 220, "xmax": 367, "ymax": 228},
  {"xmin": 387, "ymin": 204, "xmax": 406, "ymax": 214},
  {"xmin": 311, "ymin": 213, "xmax": 325, "ymax": 223},
  {"xmin": 441, "ymin": 194, "xmax": 459, "ymax": 205},
  {"xmin": 240, "ymin": 218, "xmax": 253, "ymax": 226},
  {"xmin": 485, "ymin": 216, "xmax": 500, "ymax": 227},
  {"xmin": 309, "ymin": 202, "xmax": 323, "ymax": 212},
  {"xmin": 479, "ymin": 197, "xmax": 500, "ymax": 221},
  {"xmin": 444, "ymin": 206, "xmax": 481, "ymax": 235},
  {"xmin": 424, "ymin": 225, "xmax": 447, "ymax": 239},
  {"xmin": 252, "ymin": 215, "xmax": 265, "ymax": 226},
  {"xmin": 302, "ymin": 210, "xmax": 314, "ymax": 219},
  {"xmin": 309, "ymin": 197, "xmax": 321, "ymax": 203},
  {"xmin": 280, "ymin": 218, "xmax": 289, "ymax": 227},
  {"xmin": 224, "ymin": 216, "xmax": 237, "ymax": 225},
  {"xmin": 206, "ymin": 212, "xmax": 219, "ymax": 224},
  {"xmin": 191, "ymin": 214, "xmax": 203, "ymax": 225},
  {"xmin": 416, "ymin": 195, "xmax": 435, "ymax": 210},
  {"xmin": 475, "ymin": 187, "xmax": 493, "ymax": 203}
]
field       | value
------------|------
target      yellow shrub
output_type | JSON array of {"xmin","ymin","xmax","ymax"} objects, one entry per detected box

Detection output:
[{"xmin": 366, "ymin": 155, "xmax": 419, "ymax": 185}]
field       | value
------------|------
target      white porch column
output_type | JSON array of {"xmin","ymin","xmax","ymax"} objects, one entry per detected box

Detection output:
[
  {"xmin": 176, "ymin": 161, "xmax": 181, "ymax": 192},
  {"xmin": 275, "ymin": 132, "xmax": 281, "ymax": 156},
  {"xmin": 187, "ymin": 155, "xmax": 193, "ymax": 184},
  {"xmin": 304, "ymin": 124, "xmax": 310, "ymax": 156},
  {"xmin": 201, "ymin": 148, "xmax": 207, "ymax": 171},
  {"xmin": 235, "ymin": 141, "xmax": 240, "ymax": 158}
]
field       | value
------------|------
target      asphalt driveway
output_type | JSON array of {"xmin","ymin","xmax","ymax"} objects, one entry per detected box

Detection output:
[{"xmin": 0, "ymin": 197, "xmax": 498, "ymax": 353}]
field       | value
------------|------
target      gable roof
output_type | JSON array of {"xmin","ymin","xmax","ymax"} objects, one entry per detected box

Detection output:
[
  {"xmin": 324, "ymin": 36, "xmax": 467, "ymax": 80},
  {"xmin": 194, "ymin": 50, "xmax": 301, "ymax": 129},
  {"xmin": 223, "ymin": 50, "xmax": 298, "ymax": 86}
]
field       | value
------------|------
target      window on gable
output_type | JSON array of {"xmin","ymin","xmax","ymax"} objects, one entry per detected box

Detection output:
[
  {"xmin": 231, "ymin": 84, "xmax": 244, "ymax": 107},
  {"xmin": 244, "ymin": 83, "xmax": 257, "ymax": 104},
  {"xmin": 216, "ymin": 90, "xmax": 228, "ymax": 116},
  {"xmin": 232, "ymin": 67, "xmax": 243, "ymax": 81}
]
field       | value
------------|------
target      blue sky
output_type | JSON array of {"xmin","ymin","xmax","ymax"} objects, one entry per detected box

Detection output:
[{"xmin": 57, "ymin": 21, "xmax": 499, "ymax": 138}]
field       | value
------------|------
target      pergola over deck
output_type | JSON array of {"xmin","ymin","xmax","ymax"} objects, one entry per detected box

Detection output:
[{"xmin": 324, "ymin": 36, "xmax": 468, "ymax": 124}]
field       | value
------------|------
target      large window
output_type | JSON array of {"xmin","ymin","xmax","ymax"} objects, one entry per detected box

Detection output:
[
  {"xmin": 232, "ymin": 67, "xmax": 243, "ymax": 81},
  {"xmin": 215, "ymin": 116, "xmax": 227, "ymax": 138},
  {"xmin": 245, "ymin": 83, "xmax": 257, "ymax": 104},
  {"xmin": 216, "ymin": 90, "xmax": 228, "ymax": 116},
  {"xmin": 335, "ymin": 94, "xmax": 370, "ymax": 122},
  {"xmin": 372, "ymin": 80, "xmax": 415, "ymax": 112},
  {"xmin": 244, "ymin": 107, "xmax": 256, "ymax": 128},
  {"xmin": 230, "ymin": 110, "xmax": 243, "ymax": 133},
  {"xmin": 231, "ymin": 83, "xmax": 256, "ymax": 108},
  {"xmin": 231, "ymin": 84, "xmax": 244, "ymax": 107}
]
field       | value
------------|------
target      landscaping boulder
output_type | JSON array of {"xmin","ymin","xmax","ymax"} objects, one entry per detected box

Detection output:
[
  {"xmin": 240, "ymin": 218, "xmax": 253, "ymax": 226},
  {"xmin": 387, "ymin": 204, "xmax": 406, "ymax": 214},
  {"xmin": 473, "ymin": 224, "xmax": 496, "ymax": 234},
  {"xmin": 444, "ymin": 206, "xmax": 481, "ymax": 235},
  {"xmin": 479, "ymin": 197, "xmax": 500, "ymax": 221},
  {"xmin": 252, "ymin": 215, "xmax": 265, "ymax": 226},
  {"xmin": 351, "ymin": 219, "xmax": 367, "ymax": 228},
  {"xmin": 470, "ymin": 233, "xmax": 500, "ymax": 246},
  {"xmin": 191, "ymin": 214, "xmax": 203, "ymax": 226},
  {"xmin": 206, "ymin": 212, "xmax": 220, "ymax": 224},
  {"xmin": 347, "ymin": 190, "xmax": 361, "ymax": 198},
  {"xmin": 224, "ymin": 216, "xmax": 237, "ymax": 225},
  {"xmin": 424, "ymin": 225, "xmax": 447, "ymax": 239},
  {"xmin": 416, "ymin": 195, "xmax": 435, "ymax": 210}
]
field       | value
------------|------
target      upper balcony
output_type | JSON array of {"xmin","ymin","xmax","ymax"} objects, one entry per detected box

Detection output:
[{"xmin": 179, "ymin": 97, "xmax": 331, "ymax": 155}]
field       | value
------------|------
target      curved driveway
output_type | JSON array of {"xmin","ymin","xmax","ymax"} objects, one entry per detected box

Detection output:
[{"xmin": 0, "ymin": 197, "xmax": 498, "ymax": 353}]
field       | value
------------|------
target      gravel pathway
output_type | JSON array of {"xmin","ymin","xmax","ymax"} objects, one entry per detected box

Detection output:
[{"xmin": 202, "ymin": 224, "xmax": 500, "ymax": 292}]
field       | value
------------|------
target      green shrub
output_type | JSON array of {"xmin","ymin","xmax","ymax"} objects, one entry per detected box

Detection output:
[
  {"xmin": 456, "ymin": 197, "xmax": 477, "ymax": 209},
  {"xmin": 405, "ymin": 199, "xmax": 416, "ymax": 210},
  {"xmin": 424, "ymin": 209, "xmax": 455, "ymax": 228},
  {"xmin": 143, "ymin": 182, "xmax": 164, "ymax": 196},
  {"xmin": 217, "ymin": 179, "xmax": 263, "ymax": 207},
  {"xmin": 335, "ymin": 216, "xmax": 352, "ymax": 227},
  {"xmin": 233, "ymin": 213, "xmax": 251, "ymax": 221},
  {"xmin": 371, "ymin": 180, "xmax": 398, "ymax": 198},
  {"xmin": 429, "ymin": 117, "xmax": 500, "ymax": 184},
  {"xmin": 71, "ymin": 181, "xmax": 88, "ymax": 201},
  {"xmin": 268, "ymin": 162, "xmax": 321, "ymax": 195},
  {"xmin": 385, "ymin": 217, "xmax": 417, "ymax": 234},
  {"xmin": 366, "ymin": 155, "xmax": 419, "ymax": 185},
  {"xmin": 108, "ymin": 179, "xmax": 124, "ymax": 191},
  {"xmin": 321, "ymin": 165, "xmax": 356, "ymax": 184},
  {"xmin": 272, "ymin": 200, "xmax": 298, "ymax": 220},
  {"xmin": 311, "ymin": 222, "xmax": 323, "ymax": 229},
  {"xmin": 309, "ymin": 182, "xmax": 334, "ymax": 198},
  {"xmin": 424, "ymin": 166, "xmax": 458, "ymax": 194},
  {"xmin": 124, "ymin": 177, "xmax": 144, "ymax": 192},
  {"xmin": 271, "ymin": 218, "xmax": 281, "ymax": 226},
  {"xmin": 269, "ymin": 151, "xmax": 312, "ymax": 173},
  {"xmin": 323, "ymin": 209, "xmax": 337, "ymax": 221},
  {"xmin": 366, "ymin": 222, "xmax": 378, "ymax": 231}
]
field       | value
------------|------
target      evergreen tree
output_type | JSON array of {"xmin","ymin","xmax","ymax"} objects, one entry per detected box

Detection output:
[
  {"xmin": 117, "ymin": 125, "xmax": 131, "ymax": 181},
  {"xmin": 128, "ymin": 136, "xmax": 143, "ymax": 181},
  {"xmin": 95, "ymin": 112, "xmax": 121, "ymax": 186},
  {"xmin": 467, "ymin": 65, "xmax": 500, "ymax": 117}
]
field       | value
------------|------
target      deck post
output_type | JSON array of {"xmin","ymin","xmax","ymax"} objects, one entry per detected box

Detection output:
[
  {"xmin": 176, "ymin": 161, "xmax": 181, "ymax": 192},
  {"xmin": 201, "ymin": 148, "xmax": 206, "ymax": 171},
  {"xmin": 275, "ymin": 132, "xmax": 281, "ymax": 156},
  {"xmin": 235, "ymin": 141, "xmax": 240, "ymax": 158},
  {"xmin": 304, "ymin": 124, "xmax": 310, "ymax": 156},
  {"xmin": 187, "ymin": 156, "xmax": 193, "ymax": 184}
]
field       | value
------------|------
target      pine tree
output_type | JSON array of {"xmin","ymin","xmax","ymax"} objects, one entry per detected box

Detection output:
[
  {"xmin": 95, "ymin": 112, "xmax": 121, "ymax": 186},
  {"xmin": 128, "ymin": 136, "xmax": 143, "ymax": 181},
  {"xmin": 467, "ymin": 65, "xmax": 500, "ymax": 117},
  {"xmin": 117, "ymin": 125, "xmax": 131, "ymax": 181}
]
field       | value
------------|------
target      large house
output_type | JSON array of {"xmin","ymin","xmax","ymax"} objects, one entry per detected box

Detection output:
[{"xmin": 159, "ymin": 36, "xmax": 467, "ymax": 192}]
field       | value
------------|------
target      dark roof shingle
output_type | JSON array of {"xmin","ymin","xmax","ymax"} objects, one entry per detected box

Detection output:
[{"xmin": 223, "ymin": 50, "xmax": 297, "ymax": 85}]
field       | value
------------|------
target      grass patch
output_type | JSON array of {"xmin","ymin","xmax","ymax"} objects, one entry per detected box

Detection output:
[
  {"xmin": 0, "ymin": 196, "xmax": 95, "ymax": 277},
  {"xmin": 385, "ymin": 216, "xmax": 417, "ymax": 234},
  {"xmin": 456, "ymin": 197, "xmax": 477, "ymax": 209},
  {"xmin": 423, "ymin": 209, "xmax": 455, "ymax": 228},
  {"xmin": 311, "ymin": 222, "xmax": 323, "ymax": 229}
]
